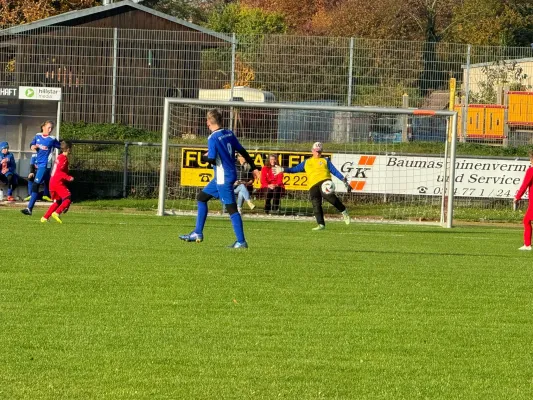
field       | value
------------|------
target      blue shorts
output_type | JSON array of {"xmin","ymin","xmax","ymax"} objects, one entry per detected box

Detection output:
[
  {"xmin": 34, "ymin": 167, "xmax": 50, "ymax": 184},
  {"xmin": 202, "ymin": 179, "xmax": 236, "ymax": 205}
]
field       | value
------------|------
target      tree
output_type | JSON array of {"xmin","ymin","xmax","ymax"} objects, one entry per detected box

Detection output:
[
  {"xmin": 451, "ymin": 0, "xmax": 533, "ymax": 46},
  {"xmin": 205, "ymin": 3, "xmax": 286, "ymax": 35},
  {"xmin": 240, "ymin": 0, "xmax": 341, "ymax": 34},
  {"xmin": 203, "ymin": 3, "xmax": 287, "ymax": 88},
  {"xmin": 141, "ymin": 0, "xmax": 222, "ymax": 24},
  {"xmin": 0, "ymin": 0, "xmax": 97, "ymax": 27}
]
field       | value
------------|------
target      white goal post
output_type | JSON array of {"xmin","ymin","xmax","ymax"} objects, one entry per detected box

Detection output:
[{"xmin": 158, "ymin": 98, "xmax": 458, "ymax": 228}]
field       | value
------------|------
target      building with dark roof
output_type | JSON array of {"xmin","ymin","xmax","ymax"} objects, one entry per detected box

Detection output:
[{"xmin": 0, "ymin": 0, "xmax": 232, "ymax": 130}]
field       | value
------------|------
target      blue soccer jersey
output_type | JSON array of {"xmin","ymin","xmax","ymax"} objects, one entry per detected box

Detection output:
[
  {"xmin": 30, "ymin": 134, "xmax": 60, "ymax": 168},
  {"xmin": 207, "ymin": 128, "xmax": 244, "ymax": 184},
  {"xmin": 1, "ymin": 152, "xmax": 16, "ymax": 175}
]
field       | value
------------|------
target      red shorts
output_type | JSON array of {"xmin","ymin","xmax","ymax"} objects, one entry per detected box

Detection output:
[{"xmin": 49, "ymin": 183, "xmax": 71, "ymax": 201}]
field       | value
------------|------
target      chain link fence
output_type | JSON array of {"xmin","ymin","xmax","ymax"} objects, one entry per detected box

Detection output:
[{"xmin": 1, "ymin": 27, "xmax": 533, "ymax": 136}]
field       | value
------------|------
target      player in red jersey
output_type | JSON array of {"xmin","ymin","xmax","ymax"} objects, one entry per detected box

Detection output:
[
  {"xmin": 41, "ymin": 141, "xmax": 74, "ymax": 224},
  {"xmin": 514, "ymin": 150, "xmax": 533, "ymax": 250}
]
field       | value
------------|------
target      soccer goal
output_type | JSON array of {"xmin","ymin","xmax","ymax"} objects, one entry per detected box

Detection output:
[{"xmin": 157, "ymin": 98, "xmax": 458, "ymax": 228}]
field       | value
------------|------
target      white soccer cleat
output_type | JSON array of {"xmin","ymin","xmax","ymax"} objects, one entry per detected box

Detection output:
[
  {"xmin": 342, "ymin": 210, "xmax": 350, "ymax": 225},
  {"xmin": 518, "ymin": 245, "xmax": 532, "ymax": 251},
  {"xmin": 312, "ymin": 224, "xmax": 325, "ymax": 231}
]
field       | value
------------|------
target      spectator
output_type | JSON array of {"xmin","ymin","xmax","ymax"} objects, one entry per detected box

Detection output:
[
  {"xmin": 234, "ymin": 154, "xmax": 256, "ymax": 213},
  {"xmin": 0, "ymin": 142, "xmax": 18, "ymax": 201},
  {"xmin": 260, "ymin": 154, "xmax": 285, "ymax": 214}
]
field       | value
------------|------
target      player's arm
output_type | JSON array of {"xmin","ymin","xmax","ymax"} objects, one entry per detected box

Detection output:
[
  {"xmin": 275, "ymin": 160, "xmax": 306, "ymax": 175},
  {"xmin": 201, "ymin": 137, "xmax": 218, "ymax": 165},
  {"xmin": 29, "ymin": 136, "xmax": 37, "ymax": 150},
  {"xmin": 232, "ymin": 138, "xmax": 259, "ymax": 180},
  {"xmin": 64, "ymin": 158, "xmax": 74, "ymax": 181},
  {"xmin": 326, "ymin": 158, "xmax": 344, "ymax": 180},
  {"xmin": 327, "ymin": 158, "xmax": 352, "ymax": 192},
  {"xmin": 515, "ymin": 167, "xmax": 533, "ymax": 201}
]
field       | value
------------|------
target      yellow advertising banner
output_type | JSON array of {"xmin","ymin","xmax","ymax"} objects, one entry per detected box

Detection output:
[{"xmin": 180, "ymin": 147, "xmax": 331, "ymax": 191}]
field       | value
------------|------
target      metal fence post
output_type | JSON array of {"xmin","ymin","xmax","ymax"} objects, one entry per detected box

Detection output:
[
  {"xmin": 123, "ymin": 142, "xmax": 129, "ymax": 198},
  {"xmin": 112, "ymin": 27, "xmax": 118, "ymax": 124},
  {"xmin": 503, "ymin": 86, "xmax": 510, "ymax": 147},
  {"xmin": 229, "ymin": 33, "xmax": 236, "ymax": 128},
  {"xmin": 401, "ymin": 93, "xmax": 409, "ymax": 142},
  {"xmin": 347, "ymin": 37, "xmax": 354, "ymax": 106},
  {"xmin": 461, "ymin": 44, "xmax": 471, "ymax": 143}
]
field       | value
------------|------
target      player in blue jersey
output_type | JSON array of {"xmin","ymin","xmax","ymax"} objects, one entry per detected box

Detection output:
[
  {"xmin": 179, "ymin": 109, "xmax": 260, "ymax": 248},
  {"xmin": 24, "ymin": 152, "xmax": 53, "ymax": 202},
  {"xmin": 24, "ymin": 152, "xmax": 37, "ymax": 201},
  {"xmin": 21, "ymin": 120, "xmax": 61, "ymax": 216},
  {"xmin": 0, "ymin": 142, "xmax": 18, "ymax": 201}
]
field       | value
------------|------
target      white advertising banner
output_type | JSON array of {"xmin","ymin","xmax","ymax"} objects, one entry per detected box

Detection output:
[
  {"xmin": 18, "ymin": 86, "xmax": 62, "ymax": 101},
  {"xmin": 330, "ymin": 153, "xmax": 529, "ymax": 199}
]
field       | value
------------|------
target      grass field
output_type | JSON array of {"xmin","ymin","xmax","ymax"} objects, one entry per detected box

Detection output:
[{"xmin": 1, "ymin": 207, "xmax": 533, "ymax": 399}]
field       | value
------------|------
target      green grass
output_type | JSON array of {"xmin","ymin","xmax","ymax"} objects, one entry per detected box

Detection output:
[
  {"xmin": 75, "ymin": 197, "xmax": 526, "ymax": 224},
  {"xmin": 1, "ymin": 208, "xmax": 533, "ymax": 399}
]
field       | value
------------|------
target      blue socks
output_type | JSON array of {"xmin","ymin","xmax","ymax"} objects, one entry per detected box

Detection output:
[
  {"xmin": 230, "ymin": 212, "xmax": 245, "ymax": 243},
  {"xmin": 27, "ymin": 191, "xmax": 39, "ymax": 211},
  {"xmin": 195, "ymin": 200, "xmax": 246, "ymax": 243},
  {"xmin": 195, "ymin": 201, "xmax": 208, "ymax": 234}
]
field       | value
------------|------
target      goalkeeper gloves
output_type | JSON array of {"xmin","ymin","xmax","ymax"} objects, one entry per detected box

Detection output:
[
  {"xmin": 343, "ymin": 177, "xmax": 352, "ymax": 193},
  {"xmin": 272, "ymin": 165, "xmax": 284, "ymax": 175}
]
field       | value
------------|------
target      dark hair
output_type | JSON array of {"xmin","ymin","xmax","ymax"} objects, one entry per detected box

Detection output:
[
  {"xmin": 40, "ymin": 120, "xmax": 55, "ymax": 132},
  {"xmin": 206, "ymin": 109, "xmax": 223, "ymax": 126},
  {"xmin": 529, "ymin": 150, "xmax": 533, "ymax": 159},
  {"xmin": 60, "ymin": 140, "xmax": 72, "ymax": 152}
]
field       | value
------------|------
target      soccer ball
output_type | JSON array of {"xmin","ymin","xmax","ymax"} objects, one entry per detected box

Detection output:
[{"xmin": 321, "ymin": 179, "xmax": 335, "ymax": 194}]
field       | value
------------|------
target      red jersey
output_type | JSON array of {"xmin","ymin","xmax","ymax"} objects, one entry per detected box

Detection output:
[
  {"xmin": 261, "ymin": 165, "xmax": 284, "ymax": 188},
  {"xmin": 50, "ymin": 153, "xmax": 73, "ymax": 186},
  {"xmin": 516, "ymin": 166, "xmax": 533, "ymax": 201}
]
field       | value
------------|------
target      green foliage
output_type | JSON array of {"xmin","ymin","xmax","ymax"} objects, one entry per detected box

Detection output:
[
  {"xmin": 470, "ymin": 60, "xmax": 530, "ymax": 104},
  {"xmin": 205, "ymin": 3, "xmax": 287, "ymax": 35},
  {"xmin": 60, "ymin": 122, "xmax": 161, "ymax": 142}
]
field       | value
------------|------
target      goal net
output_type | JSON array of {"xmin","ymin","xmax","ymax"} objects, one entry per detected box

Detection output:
[{"xmin": 157, "ymin": 99, "xmax": 458, "ymax": 227}]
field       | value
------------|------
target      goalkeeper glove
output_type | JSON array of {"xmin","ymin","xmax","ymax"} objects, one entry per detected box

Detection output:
[
  {"xmin": 343, "ymin": 177, "xmax": 352, "ymax": 193},
  {"xmin": 272, "ymin": 165, "xmax": 284, "ymax": 175}
]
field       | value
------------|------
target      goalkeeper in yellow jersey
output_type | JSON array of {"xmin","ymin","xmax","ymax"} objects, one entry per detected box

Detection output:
[{"xmin": 273, "ymin": 142, "xmax": 351, "ymax": 231}]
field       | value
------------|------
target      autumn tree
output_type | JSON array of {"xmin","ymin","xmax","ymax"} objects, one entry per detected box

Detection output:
[
  {"xmin": 240, "ymin": 0, "xmax": 341, "ymax": 34},
  {"xmin": 203, "ymin": 3, "xmax": 287, "ymax": 88},
  {"xmin": 451, "ymin": 0, "xmax": 533, "ymax": 46},
  {"xmin": 0, "ymin": 0, "xmax": 98, "ymax": 27},
  {"xmin": 141, "ymin": 0, "xmax": 229, "ymax": 24}
]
